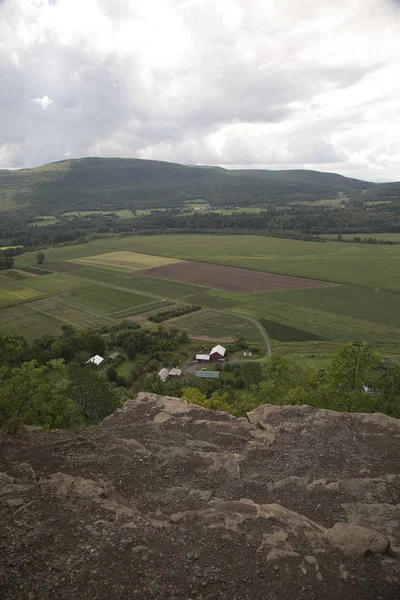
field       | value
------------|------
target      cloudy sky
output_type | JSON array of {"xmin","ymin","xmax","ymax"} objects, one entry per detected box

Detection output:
[{"xmin": 1, "ymin": 0, "xmax": 399, "ymax": 181}]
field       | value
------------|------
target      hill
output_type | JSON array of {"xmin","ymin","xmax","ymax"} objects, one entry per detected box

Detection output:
[
  {"xmin": 1, "ymin": 393, "xmax": 399, "ymax": 599},
  {"xmin": 0, "ymin": 157, "xmax": 373, "ymax": 218}
]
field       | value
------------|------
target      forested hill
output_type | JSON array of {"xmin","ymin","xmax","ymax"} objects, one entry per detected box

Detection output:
[{"xmin": 0, "ymin": 157, "xmax": 373, "ymax": 218}]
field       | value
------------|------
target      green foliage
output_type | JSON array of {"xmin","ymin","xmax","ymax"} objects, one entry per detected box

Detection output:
[
  {"xmin": 0, "ymin": 360, "xmax": 81, "ymax": 433},
  {"xmin": 0, "ymin": 157, "xmax": 370, "ymax": 219},
  {"xmin": 106, "ymin": 366, "xmax": 118, "ymax": 383},
  {"xmin": 148, "ymin": 305, "xmax": 201, "ymax": 323},
  {"xmin": 66, "ymin": 367, "xmax": 124, "ymax": 424},
  {"xmin": 326, "ymin": 342, "xmax": 381, "ymax": 412},
  {"xmin": 182, "ymin": 387, "xmax": 231, "ymax": 412},
  {"xmin": 36, "ymin": 251, "xmax": 45, "ymax": 264}
]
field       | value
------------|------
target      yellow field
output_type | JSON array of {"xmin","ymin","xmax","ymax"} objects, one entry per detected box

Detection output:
[
  {"xmin": 68, "ymin": 251, "xmax": 182, "ymax": 272},
  {"xmin": 0, "ymin": 279, "xmax": 45, "ymax": 308}
]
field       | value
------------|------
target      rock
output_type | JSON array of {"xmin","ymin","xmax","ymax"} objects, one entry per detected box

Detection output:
[
  {"xmin": 44, "ymin": 473, "xmax": 139, "ymax": 516},
  {"xmin": 153, "ymin": 412, "xmax": 174, "ymax": 424},
  {"xmin": 326, "ymin": 522, "xmax": 391, "ymax": 556},
  {"xmin": 1, "ymin": 393, "xmax": 400, "ymax": 600},
  {"xmin": 14, "ymin": 462, "xmax": 36, "ymax": 483}
]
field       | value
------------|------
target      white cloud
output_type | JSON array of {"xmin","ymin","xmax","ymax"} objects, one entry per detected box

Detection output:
[
  {"xmin": 0, "ymin": 0, "xmax": 399, "ymax": 180},
  {"xmin": 32, "ymin": 95, "xmax": 54, "ymax": 110}
]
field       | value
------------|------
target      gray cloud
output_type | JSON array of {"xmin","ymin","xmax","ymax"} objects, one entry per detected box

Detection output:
[{"xmin": 0, "ymin": 0, "xmax": 399, "ymax": 180}]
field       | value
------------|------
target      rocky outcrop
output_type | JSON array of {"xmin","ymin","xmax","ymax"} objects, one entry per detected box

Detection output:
[{"xmin": 1, "ymin": 393, "xmax": 399, "ymax": 599}]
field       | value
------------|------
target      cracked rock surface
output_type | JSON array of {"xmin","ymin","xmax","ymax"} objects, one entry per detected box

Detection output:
[{"xmin": 1, "ymin": 392, "xmax": 400, "ymax": 599}]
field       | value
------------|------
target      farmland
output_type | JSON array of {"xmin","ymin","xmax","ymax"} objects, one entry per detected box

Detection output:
[
  {"xmin": 0, "ymin": 277, "xmax": 45, "ymax": 308},
  {"xmin": 163, "ymin": 309, "xmax": 264, "ymax": 344},
  {"xmin": 94, "ymin": 234, "xmax": 400, "ymax": 293},
  {"xmin": 0, "ymin": 304, "xmax": 65, "ymax": 340},
  {"xmin": 259, "ymin": 285, "xmax": 400, "ymax": 329},
  {"xmin": 69, "ymin": 250, "xmax": 182, "ymax": 272},
  {"xmin": 0, "ymin": 233, "xmax": 397, "ymax": 364},
  {"xmin": 13, "ymin": 234, "xmax": 400, "ymax": 293},
  {"xmin": 140, "ymin": 260, "xmax": 332, "ymax": 293}
]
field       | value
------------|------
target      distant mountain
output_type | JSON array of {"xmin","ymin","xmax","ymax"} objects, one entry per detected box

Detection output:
[{"xmin": 0, "ymin": 157, "xmax": 375, "ymax": 218}]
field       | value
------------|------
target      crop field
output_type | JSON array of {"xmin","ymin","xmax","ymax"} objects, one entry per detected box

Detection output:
[
  {"xmin": 140, "ymin": 260, "xmax": 331, "ymax": 293},
  {"xmin": 0, "ymin": 304, "xmax": 64, "ymax": 340},
  {"xmin": 112, "ymin": 234, "xmax": 400, "ymax": 293},
  {"xmin": 31, "ymin": 216, "xmax": 58, "ymax": 226},
  {"xmin": 258, "ymin": 285, "xmax": 400, "ymax": 329},
  {"xmin": 62, "ymin": 209, "xmax": 134, "ymax": 219},
  {"xmin": 17, "ymin": 273, "xmax": 83, "ymax": 295},
  {"xmin": 70, "ymin": 251, "xmax": 183, "ymax": 272},
  {"xmin": 0, "ymin": 278, "xmax": 45, "ymax": 308},
  {"xmin": 14, "ymin": 242, "xmax": 117, "ymax": 267},
  {"xmin": 43, "ymin": 262, "xmax": 85, "ymax": 273},
  {"xmin": 62, "ymin": 283, "xmax": 154, "ymax": 314},
  {"xmin": 232, "ymin": 298, "xmax": 400, "ymax": 345},
  {"xmin": 183, "ymin": 292, "xmax": 239, "ymax": 310},
  {"xmin": 71, "ymin": 268, "xmax": 205, "ymax": 298},
  {"xmin": 29, "ymin": 297, "xmax": 112, "ymax": 329},
  {"xmin": 164, "ymin": 309, "xmax": 264, "ymax": 344},
  {"xmin": 259, "ymin": 318, "xmax": 326, "ymax": 342},
  {"xmin": 4, "ymin": 233, "xmax": 399, "ymax": 363},
  {"xmin": 19, "ymin": 266, "xmax": 53, "ymax": 275}
]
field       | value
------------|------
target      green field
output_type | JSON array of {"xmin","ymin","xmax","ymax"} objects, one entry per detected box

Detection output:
[
  {"xmin": 61, "ymin": 234, "xmax": 400, "ymax": 294},
  {"xmin": 31, "ymin": 216, "xmax": 58, "ymax": 226},
  {"xmin": 71, "ymin": 268, "xmax": 204, "ymax": 298},
  {"xmin": 259, "ymin": 318, "xmax": 326, "ymax": 342},
  {"xmin": 183, "ymin": 291, "xmax": 239, "ymax": 310},
  {"xmin": 17, "ymin": 273, "xmax": 83, "ymax": 295},
  {"xmin": 14, "ymin": 234, "xmax": 400, "ymax": 294},
  {"xmin": 3, "ymin": 233, "xmax": 399, "ymax": 363},
  {"xmin": 232, "ymin": 297, "xmax": 400, "ymax": 345},
  {"xmin": 69, "ymin": 250, "xmax": 182, "ymax": 272},
  {"xmin": 62, "ymin": 209, "xmax": 134, "ymax": 219},
  {"xmin": 258, "ymin": 285, "xmax": 400, "ymax": 329},
  {"xmin": 164, "ymin": 309, "xmax": 264, "ymax": 344},
  {"xmin": 29, "ymin": 297, "xmax": 112, "ymax": 329},
  {"xmin": 62, "ymin": 283, "xmax": 154, "ymax": 314},
  {"xmin": 0, "ymin": 304, "xmax": 64, "ymax": 340}
]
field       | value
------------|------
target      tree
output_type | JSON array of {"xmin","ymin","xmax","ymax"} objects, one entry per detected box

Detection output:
[
  {"xmin": 182, "ymin": 387, "xmax": 207, "ymax": 405},
  {"xmin": 106, "ymin": 366, "xmax": 118, "ymax": 383},
  {"xmin": 66, "ymin": 368, "xmax": 125, "ymax": 424},
  {"xmin": 326, "ymin": 342, "xmax": 380, "ymax": 412},
  {"xmin": 0, "ymin": 359, "xmax": 81, "ymax": 433},
  {"xmin": 36, "ymin": 251, "xmax": 45, "ymax": 264},
  {"xmin": 375, "ymin": 366, "xmax": 400, "ymax": 418},
  {"xmin": 126, "ymin": 343, "xmax": 136, "ymax": 360}
]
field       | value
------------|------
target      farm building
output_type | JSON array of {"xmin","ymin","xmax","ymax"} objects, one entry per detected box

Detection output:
[
  {"xmin": 158, "ymin": 368, "xmax": 169, "ymax": 382},
  {"xmin": 196, "ymin": 354, "xmax": 210, "ymax": 362},
  {"xmin": 158, "ymin": 367, "xmax": 182, "ymax": 382},
  {"xmin": 168, "ymin": 368, "xmax": 182, "ymax": 379},
  {"xmin": 195, "ymin": 371, "xmax": 220, "ymax": 379},
  {"xmin": 107, "ymin": 352, "xmax": 121, "ymax": 363},
  {"xmin": 210, "ymin": 345, "xmax": 226, "ymax": 361},
  {"xmin": 86, "ymin": 355, "xmax": 104, "ymax": 367}
]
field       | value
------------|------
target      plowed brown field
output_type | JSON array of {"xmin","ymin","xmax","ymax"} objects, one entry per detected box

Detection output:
[{"xmin": 139, "ymin": 261, "xmax": 334, "ymax": 293}]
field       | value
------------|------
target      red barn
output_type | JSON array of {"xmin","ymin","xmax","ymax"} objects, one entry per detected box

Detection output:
[{"xmin": 209, "ymin": 344, "xmax": 226, "ymax": 361}]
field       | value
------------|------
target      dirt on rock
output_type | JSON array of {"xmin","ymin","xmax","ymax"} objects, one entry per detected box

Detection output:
[{"xmin": 1, "ymin": 393, "xmax": 400, "ymax": 599}]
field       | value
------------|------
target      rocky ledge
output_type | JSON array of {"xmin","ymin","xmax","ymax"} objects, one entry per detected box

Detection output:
[{"xmin": 1, "ymin": 393, "xmax": 400, "ymax": 599}]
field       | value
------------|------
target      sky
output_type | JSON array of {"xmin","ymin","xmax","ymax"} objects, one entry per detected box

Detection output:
[{"xmin": 0, "ymin": 0, "xmax": 399, "ymax": 181}]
